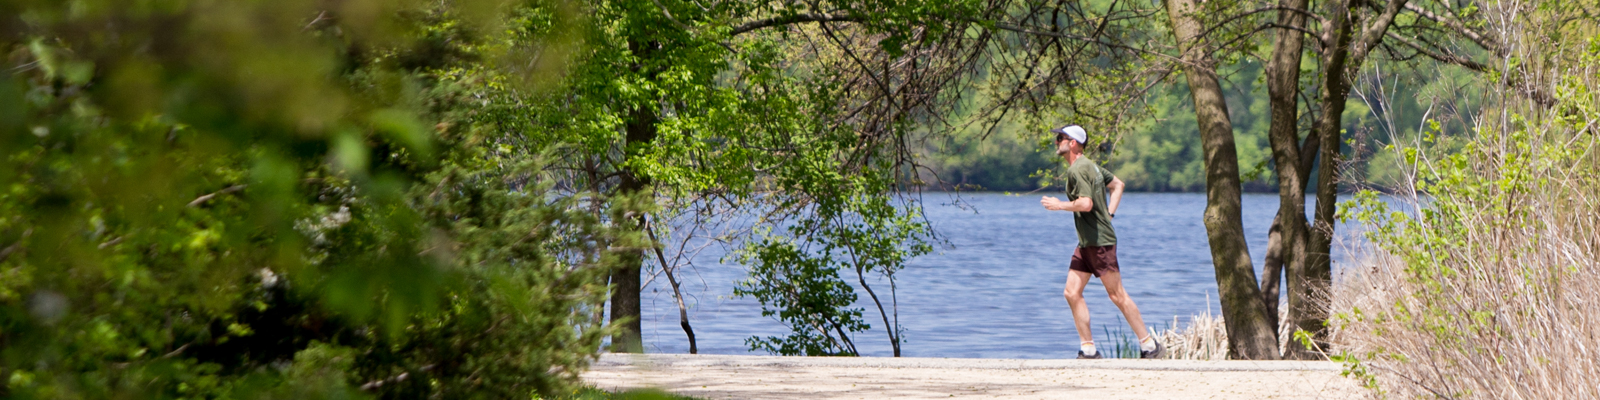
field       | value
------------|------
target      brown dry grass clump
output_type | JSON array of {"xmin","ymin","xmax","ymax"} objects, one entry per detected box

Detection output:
[
  {"xmin": 1325, "ymin": 2, "xmax": 1600, "ymax": 398},
  {"xmin": 1154, "ymin": 307, "xmax": 1297, "ymax": 360},
  {"xmin": 1154, "ymin": 311, "xmax": 1230, "ymax": 360}
]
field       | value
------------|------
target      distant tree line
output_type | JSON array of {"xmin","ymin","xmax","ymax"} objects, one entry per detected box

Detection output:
[{"xmin": 919, "ymin": 60, "xmax": 1483, "ymax": 193}]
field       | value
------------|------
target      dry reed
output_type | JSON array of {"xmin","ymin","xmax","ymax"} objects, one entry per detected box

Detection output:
[
  {"xmin": 1153, "ymin": 310, "xmax": 1229, "ymax": 360},
  {"xmin": 1153, "ymin": 305, "xmax": 1297, "ymax": 360},
  {"xmin": 1324, "ymin": 2, "xmax": 1600, "ymax": 398}
]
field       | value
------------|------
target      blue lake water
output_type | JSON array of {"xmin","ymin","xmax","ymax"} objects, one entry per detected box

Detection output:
[{"xmin": 636, "ymin": 192, "xmax": 1369, "ymax": 358}]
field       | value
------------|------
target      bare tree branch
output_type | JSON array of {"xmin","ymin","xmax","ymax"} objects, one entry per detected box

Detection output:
[
  {"xmin": 1267, "ymin": 22, "xmax": 1322, "ymax": 41},
  {"xmin": 187, "ymin": 184, "xmax": 246, "ymax": 207},
  {"xmin": 730, "ymin": 13, "xmax": 864, "ymax": 36},
  {"xmin": 981, "ymin": 20, "xmax": 1183, "ymax": 63},
  {"xmin": 1351, "ymin": 0, "xmax": 1412, "ymax": 66},
  {"xmin": 1402, "ymin": 2, "xmax": 1503, "ymax": 56},
  {"xmin": 1384, "ymin": 31, "xmax": 1490, "ymax": 72},
  {"xmin": 1192, "ymin": 5, "xmax": 1332, "ymax": 49}
]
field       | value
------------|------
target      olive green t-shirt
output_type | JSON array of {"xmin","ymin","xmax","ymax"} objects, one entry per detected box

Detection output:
[{"xmin": 1065, "ymin": 157, "xmax": 1116, "ymax": 247}]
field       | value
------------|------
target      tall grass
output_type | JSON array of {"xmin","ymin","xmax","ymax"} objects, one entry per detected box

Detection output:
[
  {"xmin": 1328, "ymin": 2, "xmax": 1600, "ymax": 397},
  {"xmin": 1150, "ymin": 305, "xmax": 1295, "ymax": 360},
  {"xmin": 1092, "ymin": 314, "xmax": 1226, "ymax": 359},
  {"xmin": 1098, "ymin": 315, "xmax": 1146, "ymax": 359},
  {"xmin": 1153, "ymin": 310, "xmax": 1229, "ymax": 360}
]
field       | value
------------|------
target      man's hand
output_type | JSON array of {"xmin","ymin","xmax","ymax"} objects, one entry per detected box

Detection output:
[
  {"xmin": 1042, "ymin": 196, "xmax": 1093, "ymax": 212},
  {"xmin": 1041, "ymin": 196, "xmax": 1063, "ymax": 210},
  {"xmin": 1106, "ymin": 176, "xmax": 1125, "ymax": 216}
]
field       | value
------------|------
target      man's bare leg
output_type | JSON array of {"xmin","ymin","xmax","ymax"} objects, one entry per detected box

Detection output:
[
  {"xmin": 1063, "ymin": 269, "xmax": 1095, "ymax": 344},
  {"xmin": 1098, "ymin": 271, "xmax": 1152, "ymax": 342}
]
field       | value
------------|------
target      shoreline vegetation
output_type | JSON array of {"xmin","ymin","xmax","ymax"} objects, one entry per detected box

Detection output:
[
  {"xmin": 1324, "ymin": 6, "xmax": 1600, "ymax": 397},
  {"xmin": 1147, "ymin": 4, "xmax": 1600, "ymax": 399}
]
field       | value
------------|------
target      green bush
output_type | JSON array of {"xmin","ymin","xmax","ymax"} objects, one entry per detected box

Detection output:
[
  {"xmin": 0, "ymin": 1, "xmax": 622, "ymax": 398},
  {"xmin": 1332, "ymin": 24, "xmax": 1600, "ymax": 399}
]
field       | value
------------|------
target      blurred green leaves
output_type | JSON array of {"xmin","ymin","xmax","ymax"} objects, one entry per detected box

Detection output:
[
  {"xmin": 0, "ymin": 0, "xmax": 617, "ymax": 398},
  {"xmin": 0, "ymin": 0, "xmax": 1097, "ymax": 396}
]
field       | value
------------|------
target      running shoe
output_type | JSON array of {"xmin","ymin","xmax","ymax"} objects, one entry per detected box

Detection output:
[
  {"xmin": 1076, "ymin": 350, "xmax": 1102, "ymax": 359},
  {"xmin": 1140, "ymin": 338, "xmax": 1165, "ymax": 359}
]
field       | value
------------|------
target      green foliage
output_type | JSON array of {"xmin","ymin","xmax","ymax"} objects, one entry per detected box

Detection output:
[
  {"xmin": 536, "ymin": 0, "xmax": 957, "ymax": 356},
  {"xmin": 0, "ymin": 3, "xmax": 970, "ymax": 397},
  {"xmin": 735, "ymin": 184, "xmax": 931, "ymax": 356},
  {"xmin": 1333, "ymin": 29, "xmax": 1600, "ymax": 397},
  {"xmin": 737, "ymin": 234, "xmax": 870, "ymax": 356},
  {"xmin": 920, "ymin": 117, "xmax": 1059, "ymax": 192},
  {"xmin": 0, "ymin": 0, "xmax": 625, "ymax": 398}
]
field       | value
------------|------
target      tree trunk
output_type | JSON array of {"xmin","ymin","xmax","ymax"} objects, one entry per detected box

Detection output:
[
  {"xmin": 1259, "ymin": 214, "xmax": 1284, "ymax": 330},
  {"xmin": 1165, "ymin": 0, "xmax": 1280, "ymax": 360},
  {"xmin": 646, "ymin": 219, "xmax": 697, "ymax": 354},
  {"xmin": 1300, "ymin": 0, "xmax": 1356, "ymax": 352},
  {"xmin": 609, "ymin": 104, "xmax": 657, "ymax": 353},
  {"xmin": 1262, "ymin": 0, "xmax": 1312, "ymax": 358},
  {"xmin": 1300, "ymin": 0, "xmax": 1408, "ymax": 353}
]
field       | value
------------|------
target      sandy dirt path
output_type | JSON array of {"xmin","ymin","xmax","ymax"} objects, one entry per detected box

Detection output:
[{"xmin": 583, "ymin": 354, "xmax": 1363, "ymax": 399}]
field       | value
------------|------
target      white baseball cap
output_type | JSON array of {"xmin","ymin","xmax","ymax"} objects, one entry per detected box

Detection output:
[{"xmin": 1051, "ymin": 124, "xmax": 1087, "ymax": 144}]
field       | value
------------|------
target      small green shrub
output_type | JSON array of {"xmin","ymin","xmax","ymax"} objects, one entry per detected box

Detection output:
[
  {"xmin": 0, "ymin": 1, "xmax": 620, "ymax": 398},
  {"xmin": 1332, "ymin": 18, "xmax": 1600, "ymax": 399}
]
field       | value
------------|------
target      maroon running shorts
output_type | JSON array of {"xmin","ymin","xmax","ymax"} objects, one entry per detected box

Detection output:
[{"xmin": 1069, "ymin": 245, "xmax": 1120, "ymax": 277}]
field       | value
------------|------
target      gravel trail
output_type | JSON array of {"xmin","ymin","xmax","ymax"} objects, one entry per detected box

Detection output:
[{"xmin": 583, "ymin": 354, "xmax": 1362, "ymax": 399}]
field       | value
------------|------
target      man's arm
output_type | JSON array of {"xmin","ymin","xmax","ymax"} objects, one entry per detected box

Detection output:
[
  {"xmin": 1106, "ymin": 176, "xmax": 1125, "ymax": 216},
  {"xmin": 1041, "ymin": 196, "xmax": 1093, "ymax": 212}
]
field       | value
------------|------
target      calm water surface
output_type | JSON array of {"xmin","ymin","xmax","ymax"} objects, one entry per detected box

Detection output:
[{"xmin": 637, "ymin": 192, "xmax": 1369, "ymax": 358}]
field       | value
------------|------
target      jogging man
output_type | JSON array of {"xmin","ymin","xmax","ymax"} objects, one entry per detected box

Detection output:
[{"xmin": 1039, "ymin": 124, "xmax": 1164, "ymax": 359}]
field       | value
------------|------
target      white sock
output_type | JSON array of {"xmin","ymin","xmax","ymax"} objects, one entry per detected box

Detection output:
[
  {"xmin": 1080, "ymin": 342, "xmax": 1097, "ymax": 356},
  {"xmin": 1140, "ymin": 336, "xmax": 1157, "ymax": 352}
]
